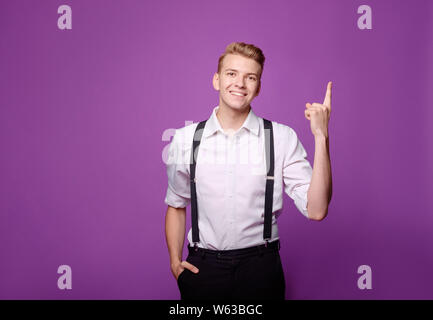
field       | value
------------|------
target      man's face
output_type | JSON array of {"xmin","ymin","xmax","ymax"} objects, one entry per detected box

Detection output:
[{"xmin": 213, "ymin": 54, "xmax": 261, "ymax": 112}]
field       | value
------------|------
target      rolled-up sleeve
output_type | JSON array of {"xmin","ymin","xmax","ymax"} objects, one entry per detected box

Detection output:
[
  {"xmin": 282, "ymin": 127, "xmax": 313, "ymax": 218},
  {"xmin": 164, "ymin": 130, "xmax": 191, "ymax": 208}
]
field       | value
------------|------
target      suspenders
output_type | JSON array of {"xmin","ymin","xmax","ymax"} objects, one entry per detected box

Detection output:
[
  {"xmin": 189, "ymin": 118, "xmax": 275, "ymax": 250},
  {"xmin": 189, "ymin": 120, "xmax": 207, "ymax": 246},
  {"xmin": 263, "ymin": 118, "xmax": 275, "ymax": 245}
]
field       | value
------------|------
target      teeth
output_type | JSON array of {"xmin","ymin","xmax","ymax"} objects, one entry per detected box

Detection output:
[{"xmin": 231, "ymin": 92, "xmax": 245, "ymax": 96}]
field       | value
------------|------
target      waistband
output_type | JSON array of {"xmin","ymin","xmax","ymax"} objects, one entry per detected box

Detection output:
[{"xmin": 187, "ymin": 240, "xmax": 280, "ymax": 259}]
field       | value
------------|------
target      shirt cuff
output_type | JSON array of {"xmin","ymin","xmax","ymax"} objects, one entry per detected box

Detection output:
[
  {"xmin": 164, "ymin": 186, "xmax": 189, "ymax": 208},
  {"xmin": 293, "ymin": 192, "xmax": 309, "ymax": 219}
]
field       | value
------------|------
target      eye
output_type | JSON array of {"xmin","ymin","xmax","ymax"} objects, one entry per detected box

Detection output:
[
  {"xmin": 227, "ymin": 72, "xmax": 235, "ymax": 76},
  {"xmin": 248, "ymin": 76, "xmax": 257, "ymax": 81}
]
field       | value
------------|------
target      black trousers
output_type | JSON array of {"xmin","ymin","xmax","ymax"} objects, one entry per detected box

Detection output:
[{"xmin": 177, "ymin": 240, "xmax": 285, "ymax": 300}]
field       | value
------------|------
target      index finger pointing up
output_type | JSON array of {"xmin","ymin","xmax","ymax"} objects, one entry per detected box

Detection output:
[{"xmin": 323, "ymin": 81, "xmax": 332, "ymax": 107}]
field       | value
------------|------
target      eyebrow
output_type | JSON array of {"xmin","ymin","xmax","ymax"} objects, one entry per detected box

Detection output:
[{"xmin": 224, "ymin": 69, "xmax": 258, "ymax": 77}]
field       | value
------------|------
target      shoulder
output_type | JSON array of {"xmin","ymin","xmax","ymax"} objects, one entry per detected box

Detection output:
[
  {"xmin": 263, "ymin": 119, "xmax": 298, "ymax": 140},
  {"xmin": 262, "ymin": 119, "xmax": 305, "ymax": 156},
  {"xmin": 171, "ymin": 122, "xmax": 202, "ymax": 149}
]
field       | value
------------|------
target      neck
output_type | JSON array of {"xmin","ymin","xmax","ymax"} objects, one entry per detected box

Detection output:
[{"xmin": 216, "ymin": 104, "xmax": 251, "ymax": 134}]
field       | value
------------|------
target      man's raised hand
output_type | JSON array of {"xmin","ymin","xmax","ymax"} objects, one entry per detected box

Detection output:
[{"xmin": 305, "ymin": 81, "xmax": 332, "ymax": 138}]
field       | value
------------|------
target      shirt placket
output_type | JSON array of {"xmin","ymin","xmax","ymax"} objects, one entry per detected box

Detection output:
[{"xmin": 227, "ymin": 134, "xmax": 237, "ymax": 245}]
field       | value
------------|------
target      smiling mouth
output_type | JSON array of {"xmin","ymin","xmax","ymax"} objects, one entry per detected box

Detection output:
[{"xmin": 230, "ymin": 91, "xmax": 247, "ymax": 97}]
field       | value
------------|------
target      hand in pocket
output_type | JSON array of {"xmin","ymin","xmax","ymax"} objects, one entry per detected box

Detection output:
[{"xmin": 172, "ymin": 260, "xmax": 199, "ymax": 280}]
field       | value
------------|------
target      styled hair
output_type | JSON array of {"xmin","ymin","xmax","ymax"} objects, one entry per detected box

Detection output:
[{"xmin": 217, "ymin": 42, "xmax": 265, "ymax": 79}]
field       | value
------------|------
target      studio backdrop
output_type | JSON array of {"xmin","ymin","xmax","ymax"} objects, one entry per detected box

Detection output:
[{"xmin": 0, "ymin": 0, "xmax": 432, "ymax": 299}]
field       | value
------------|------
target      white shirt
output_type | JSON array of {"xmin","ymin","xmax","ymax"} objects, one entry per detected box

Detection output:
[{"xmin": 164, "ymin": 106, "xmax": 313, "ymax": 250}]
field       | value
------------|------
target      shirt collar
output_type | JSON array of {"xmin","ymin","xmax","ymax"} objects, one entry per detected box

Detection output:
[{"xmin": 203, "ymin": 106, "xmax": 260, "ymax": 138}]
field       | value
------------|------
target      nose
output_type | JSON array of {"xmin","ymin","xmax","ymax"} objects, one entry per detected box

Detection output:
[{"xmin": 234, "ymin": 75, "xmax": 246, "ymax": 88}]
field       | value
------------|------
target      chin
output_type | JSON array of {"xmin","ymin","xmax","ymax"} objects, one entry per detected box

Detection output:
[
  {"xmin": 221, "ymin": 95, "xmax": 251, "ymax": 111},
  {"xmin": 227, "ymin": 100, "xmax": 249, "ymax": 109},
  {"xmin": 227, "ymin": 104, "xmax": 248, "ymax": 111}
]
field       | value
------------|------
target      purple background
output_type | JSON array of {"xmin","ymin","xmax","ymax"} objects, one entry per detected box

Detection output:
[{"xmin": 1, "ymin": 0, "xmax": 432, "ymax": 299}]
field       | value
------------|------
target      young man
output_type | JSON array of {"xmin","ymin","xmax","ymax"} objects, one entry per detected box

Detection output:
[{"xmin": 164, "ymin": 42, "xmax": 332, "ymax": 300}]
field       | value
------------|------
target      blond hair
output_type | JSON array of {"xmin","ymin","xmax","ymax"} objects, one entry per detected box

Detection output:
[{"xmin": 217, "ymin": 42, "xmax": 265, "ymax": 79}]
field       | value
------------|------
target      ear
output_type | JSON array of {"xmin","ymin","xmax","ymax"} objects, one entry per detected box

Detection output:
[{"xmin": 212, "ymin": 72, "xmax": 220, "ymax": 91}]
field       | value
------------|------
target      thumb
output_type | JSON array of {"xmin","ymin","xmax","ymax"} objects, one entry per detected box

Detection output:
[{"xmin": 182, "ymin": 261, "xmax": 199, "ymax": 273}]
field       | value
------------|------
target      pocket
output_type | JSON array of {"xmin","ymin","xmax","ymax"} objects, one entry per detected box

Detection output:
[{"xmin": 177, "ymin": 269, "xmax": 187, "ymax": 284}]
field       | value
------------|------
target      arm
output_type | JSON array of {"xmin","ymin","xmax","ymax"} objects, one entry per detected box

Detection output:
[
  {"xmin": 165, "ymin": 205, "xmax": 199, "ymax": 279},
  {"xmin": 306, "ymin": 135, "xmax": 332, "ymax": 220},
  {"xmin": 165, "ymin": 205, "xmax": 186, "ymax": 269},
  {"xmin": 305, "ymin": 81, "xmax": 333, "ymax": 221},
  {"xmin": 164, "ymin": 130, "xmax": 199, "ymax": 279}
]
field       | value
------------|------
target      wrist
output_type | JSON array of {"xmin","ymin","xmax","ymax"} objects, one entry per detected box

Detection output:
[
  {"xmin": 170, "ymin": 259, "xmax": 182, "ymax": 269},
  {"xmin": 314, "ymin": 132, "xmax": 328, "ymax": 140}
]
